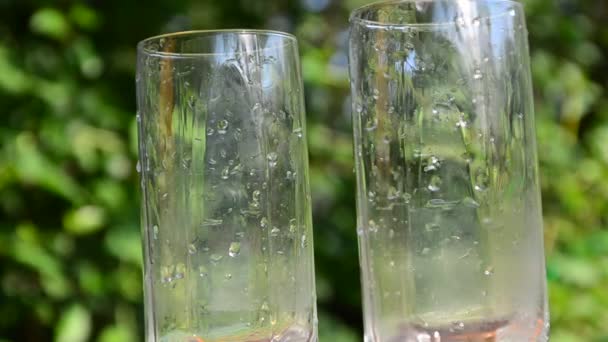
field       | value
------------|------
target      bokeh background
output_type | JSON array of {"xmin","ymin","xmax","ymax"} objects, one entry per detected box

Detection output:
[{"xmin": 1, "ymin": 0, "xmax": 607, "ymax": 341}]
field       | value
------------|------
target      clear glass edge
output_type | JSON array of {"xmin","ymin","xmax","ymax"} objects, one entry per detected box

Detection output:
[
  {"xmin": 349, "ymin": 0, "xmax": 524, "ymax": 29},
  {"xmin": 137, "ymin": 29, "xmax": 298, "ymax": 58}
]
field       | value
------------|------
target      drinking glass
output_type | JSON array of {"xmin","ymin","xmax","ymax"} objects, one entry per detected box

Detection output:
[
  {"xmin": 348, "ymin": 1, "xmax": 548, "ymax": 341},
  {"xmin": 136, "ymin": 30, "xmax": 317, "ymax": 342}
]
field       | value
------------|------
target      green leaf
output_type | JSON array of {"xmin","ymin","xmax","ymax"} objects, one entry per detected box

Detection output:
[
  {"xmin": 69, "ymin": 4, "xmax": 100, "ymax": 31},
  {"xmin": 64, "ymin": 205, "xmax": 107, "ymax": 235},
  {"xmin": 97, "ymin": 325, "xmax": 132, "ymax": 342},
  {"xmin": 12, "ymin": 132, "xmax": 83, "ymax": 203},
  {"xmin": 55, "ymin": 304, "xmax": 91, "ymax": 342},
  {"xmin": 104, "ymin": 226, "xmax": 142, "ymax": 265},
  {"xmin": 30, "ymin": 8, "xmax": 70, "ymax": 41},
  {"xmin": 0, "ymin": 46, "xmax": 32, "ymax": 94}
]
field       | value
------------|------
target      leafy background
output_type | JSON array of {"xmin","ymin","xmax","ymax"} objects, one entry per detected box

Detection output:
[{"xmin": 0, "ymin": 0, "xmax": 607, "ymax": 341}]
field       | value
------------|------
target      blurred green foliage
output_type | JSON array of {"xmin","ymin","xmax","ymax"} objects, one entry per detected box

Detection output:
[{"xmin": 0, "ymin": 0, "xmax": 606, "ymax": 341}]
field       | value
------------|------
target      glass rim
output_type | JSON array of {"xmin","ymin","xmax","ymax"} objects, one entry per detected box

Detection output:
[
  {"xmin": 137, "ymin": 29, "xmax": 298, "ymax": 58},
  {"xmin": 349, "ymin": 0, "xmax": 524, "ymax": 29}
]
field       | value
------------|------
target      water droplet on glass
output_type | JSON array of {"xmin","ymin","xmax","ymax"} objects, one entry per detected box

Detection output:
[
  {"xmin": 207, "ymin": 128, "xmax": 214, "ymax": 136},
  {"xmin": 473, "ymin": 69, "xmax": 483, "ymax": 80},
  {"xmin": 455, "ymin": 16, "xmax": 466, "ymax": 27},
  {"xmin": 153, "ymin": 225, "xmax": 159, "ymax": 240},
  {"xmin": 474, "ymin": 168, "xmax": 490, "ymax": 191},
  {"xmin": 210, "ymin": 254, "xmax": 223, "ymax": 264},
  {"xmin": 228, "ymin": 241, "xmax": 241, "ymax": 257},
  {"xmin": 199, "ymin": 266, "xmax": 208, "ymax": 278},
  {"xmin": 484, "ymin": 266, "xmax": 494, "ymax": 276},
  {"xmin": 372, "ymin": 89, "xmax": 380, "ymax": 100},
  {"xmin": 509, "ymin": 8, "xmax": 517, "ymax": 16},
  {"xmin": 472, "ymin": 17, "xmax": 481, "ymax": 26},
  {"xmin": 365, "ymin": 117, "xmax": 378, "ymax": 131},
  {"xmin": 267, "ymin": 152, "xmax": 278, "ymax": 167},
  {"xmin": 368, "ymin": 219, "xmax": 379, "ymax": 233},
  {"xmin": 174, "ymin": 263, "xmax": 186, "ymax": 280},
  {"xmin": 456, "ymin": 118, "xmax": 468, "ymax": 128},
  {"xmin": 301, "ymin": 234, "xmax": 307, "ymax": 248},
  {"xmin": 293, "ymin": 127, "xmax": 303, "ymax": 138},
  {"xmin": 136, "ymin": 114, "xmax": 141, "ymax": 122},
  {"xmin": 270, "ymin": 227, "xmax": 281, "ymax": 236},
  {"xmin": 260, "ymin": 217, "xmax": 268, "ymax": 228},
  {"xmin": 221, "ymin": 167, "xmax": 230, "ymax": 180},
  {"xmin": 428, "ymin": 175, "xmax": 442, "ymax": 192},
  {"xmin": 217, "ymin": 120, "xmax": 229, "ymax": 134},
  {"xmin": 461, "ymin": 151, "xmax": 473, "ymax": 163},
  {"xmin": 462, "ymin": 197, "xmax": 480, "ymax": 208},
  {"xmin": 424, "ymin": 156, "xmax": 440, "ymax": 172},
  {"xmin": 188, "ymin": 243, "xmax": 197, "ymax": 255},
  {"xmin": 225, "ymin": 273, "xmax": 232, "ymax": 280},
  {"xmin": 136, "ymin": 161, "xmax": 141, "ymax": 173},
  {"xmin": 422, "ymin": 247, "xmax": 431, "ymax": 255},
  {"xmin": 289, "ymin": 219, "xmax": 297, "ymax": 233},
  {"xmin": 425, "ymin": 223, "xmax": 440, "ymax": 232}
]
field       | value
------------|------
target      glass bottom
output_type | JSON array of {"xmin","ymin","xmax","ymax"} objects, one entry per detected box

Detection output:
[
  {"xmin": 160, "ymin": 325, "xmax": 314, "ymax": 342},
  {"xmin": 369, "ymin": 317, "xmax": 548, "ymax": 342}
]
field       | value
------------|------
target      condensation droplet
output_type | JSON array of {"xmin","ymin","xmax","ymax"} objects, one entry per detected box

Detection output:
[
  {"xmin": 473, "ymin": 69, "xmax": 484, "ymax": 80},
  {"xmin": 509, "ymin": 8, "xmax": 517, "ymax": 16},
  {"xmin": 174, "ymin": 263, "xmax": 185, "ymax": 280},
  {"xmin": 474, "ymin": 168, "xmax": 490, "ymax": 191},
  {"xmin": 368, "ymin": 219, "xmax": 379, "ymax": 233},
  {"xmin": 456, "ymin": 117, "xmax": 468, "ymax": 128},
  {"xmin": 260, "ymin": 217, "xmax": 268, "ymax": 228},
  {"xmin": 293, "ymin": 127, "xmax": 303, "ymax": 138},
  {"xmin": 428, "ymin": 175, "xmax": 442, "ymax": 192},
  {"xmin": 270, "ymin": 227, "xmax": 281, "ymax": 236},
  {"xmin": 484, "ymin": 266, "xmax": 495, "ymax": 276},
  {"xmin": 199, "ymin": 266, "xmax": 208, "ymax": 278},
  {"xmin": 228, "ymin": 241, "xmax": 241, "ymax": 257},
  {"xmin": 267, "ymin": 152, "xmax": 278, "ymax": 167},
  {"xmin": 188, "ymin": 243, "xmax": 197, "ymax": 255},
  {"xmin": 210, "ymin": 254, "xmax": 223, "ymax": 264},
  {"xmin": 225, "ymin": 273, "xmax": 232, "ymax": 280},
  {"xmin": 217, "ymin": 120, "xmax": 229, "ymax": 134},
  {"xmin": 472, "ymin": 17, "xmax": 481, "ymax": 26},
  {"xmin": 301, "ymin": 234, "xmax": 307, "ymax": 248},
  {"xmin": 462, "ymin": 197, "xmax": 480, "ymax": 208},
  {"xmin": 455, "ymin": 16, "xmax": 466, "ymax": 27},
  {"xmin": 136, "ymin": 161, "xmax": 142, "ymax": 173},
  {"xmin": 365, "ymin": 117, "xmax": 378, "ymax": 131},
  {"xmin": 221, "ymin": 167, "xmax": 230, "ymax": 180},
  {"xmin": 289, "ymin": 218, "xmax": 297, "ymax": 233},
  {"xmin": 153, "ymin": 225, "xmax": 159, "ymax": 240},
  {"xmin": 207, "ymin": 128, "xmax": 214, "ymax": 136}
]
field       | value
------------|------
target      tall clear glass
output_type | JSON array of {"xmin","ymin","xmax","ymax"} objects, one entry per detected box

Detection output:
[
  {"xmin": 136, "ymin": 30, "xmax": 317, "ymax": 342},
  {"xmin": 348, "ymin": 1, "xmax": 548, "ymax": 341}
]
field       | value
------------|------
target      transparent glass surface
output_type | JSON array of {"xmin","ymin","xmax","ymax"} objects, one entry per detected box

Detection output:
[
  {"xmin": 136, "ymin": 30, "xmax": 317, "ymax": 342},
  {"xmin": 348, "ymin": 1, "xmax": 548, "ymax": 341}
]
